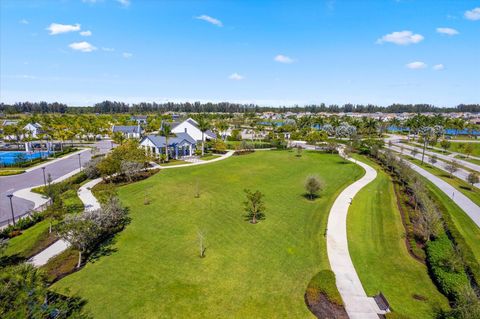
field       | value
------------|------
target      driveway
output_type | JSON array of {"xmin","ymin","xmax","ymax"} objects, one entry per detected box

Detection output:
[{"xmin": 0, "ymin": 140, "xmax": 111, "ymax": 226}]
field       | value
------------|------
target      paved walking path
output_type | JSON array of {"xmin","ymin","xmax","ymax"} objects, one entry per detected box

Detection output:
[
  {"xmin": 386, "ymin": 145, "xmax": 480, "ymax": 188},
  {"xmin": 408, "ymin": 141, "xmax": 480, "ymax": 162},
  {"xmin": 386, "ymin": 135, "xmax": 480, "ymax": 172},
  {"xmin": 27, "ymin": 150, "xmax": 235, "ymax": 267},
  {"xmin": 326, "ymin": 153, "xmax": 384, "ymax": 318},
  {"xmin": 0, "ymin": 140, "xmax": 111, "ymax": 225},
  {"xmin": 395, "ymin": 156, "xmax": 480, "ymax": 228}
]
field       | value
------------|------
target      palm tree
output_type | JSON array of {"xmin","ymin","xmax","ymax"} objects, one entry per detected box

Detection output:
[
  {"xmin": 197, "ymin": 118, "xmax": 210, "ymax": 156},
  {"xmin": 159, "ymin": 123, "xmax": 172, "ymax": 161},
  {"xmin": 216, "ymin": 121, "xmax": 229, "ymax": 141}
]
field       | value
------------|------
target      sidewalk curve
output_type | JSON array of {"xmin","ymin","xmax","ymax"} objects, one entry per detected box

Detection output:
[{"xmin": 326, "ymin": 155, "xmax": 384, "ymax": 318}]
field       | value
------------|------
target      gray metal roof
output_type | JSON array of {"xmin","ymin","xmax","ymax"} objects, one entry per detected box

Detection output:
[{"xmin": 112, "ymin": 125, "xmax": 142, "ymax": 133}]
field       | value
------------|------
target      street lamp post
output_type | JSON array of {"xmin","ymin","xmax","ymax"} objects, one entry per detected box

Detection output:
[
  {"xmin": 7, "ymin": 194, "xmax": 15, "ymax": 226},
  {"xmin": 42, "ymin": 167, "xmax": 46, "ymax": 187},
  {"xmin": 78, "ymin": 153, "xmax": 82, "ymax": 171}
]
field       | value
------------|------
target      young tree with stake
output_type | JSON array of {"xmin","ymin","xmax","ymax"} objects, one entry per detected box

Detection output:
[{"xmin": 243, "ymin": 189, "xmax": 266, "ymax": 224}]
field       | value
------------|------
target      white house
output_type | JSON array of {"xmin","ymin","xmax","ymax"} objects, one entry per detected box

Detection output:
[
  {"xmin": 24, "ymin": 123, "xmax": 44, "ymax": 138},
  {"xmin": 170, "ymin": 118, "xmax": 216, "ymax": 141},
  {"xmin": 140, "ymin": 133, "xmax": 197, "ymax": 159},
  {"xmin": 112, "ymin": 125, "xmax": 143, "ymax": 139}
]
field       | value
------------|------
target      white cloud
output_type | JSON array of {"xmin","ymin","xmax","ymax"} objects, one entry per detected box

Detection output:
[
  {"xmin": 406, "ymin": 61, "xmax": 427, "ymax": 69},
  {"xmin": 80, "ymin": 30, "xmax": 92, "ymax": 36},
  {"xmin": 196, "ymin": 15, "xmax": 223, "ymax": 27},
  {"xmin": 122, "ymin": 52, "xmax": 133, "ymax": 58},
  {"xmin": 102, "ymin": 47, "xmax": 115, "ymax": 52},
  {"xmin": 465, "ymin": 7, "xmax": 480, "ymax": 20},
  {"xmin": 376, "ymin": 30, "xmax": 424, "ymax": 45},
  {"xmin": 69, "ymin": 41, "xmax": 97, "ymax": 52},
  {"xmin": 228, "ymin": 73, "xmax": 245, "ymax": 80},
  {"xmin": 274, "ymin": 54, "xmax": 295, "ymax": 64},
  {"xmin": 47, "ymin": 23, "xmax": 81, "ymax": 35},
  {"xmin": 433, "ymin": 64, "xmax": 445, "ymax": 71},
  {"xmin": 436, "ymin": 27, "xmax": 459, "ymax": 36},
  {"xmin": 117, "ymin": 0, "xmax": 130, "ymax": 7},
  {"xmin": 19, "ymin": 19, "xmax": 29, "ymax": 25}
]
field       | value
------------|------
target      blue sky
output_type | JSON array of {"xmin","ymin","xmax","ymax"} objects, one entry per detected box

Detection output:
[{"xmin": 0, "ymin": 0, "xmax": 479, "ymax": 107}]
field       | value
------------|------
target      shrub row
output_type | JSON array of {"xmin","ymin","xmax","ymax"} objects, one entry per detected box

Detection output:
[
  {"xmin": 0, "ymin": 212, "xmax": 44, "ymax": 239},
  {"xmin": 233, "ymin": 149, "xmax": 255, "ymax": 156},
  {"xmin": 426, "ymin": 185, "xmax": 480, "ymax": 287},
  {"xmin": 393, "ymin": 183, "xmax": 426, "ymax": 260},
  {"xmin": 425, "ymin": 235, "xmax": 470, "ymax": 301}
]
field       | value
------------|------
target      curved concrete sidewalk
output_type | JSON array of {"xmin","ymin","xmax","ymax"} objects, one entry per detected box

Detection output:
[
  {"xmin": 387, "ymin": 136, "xmax": 480, "ymax": 173},
  {"xmin": 28, "ymin": 150, "xmax": 236, "ymax": 267},
  {"xmin": 326, "ymin": 155, "xmax": 382, "ymax": 318},
  {"xmin": 400, "ymin": 158, "xmax": 480, "ymax": 228},
  {"xmin": 386, "ymin": 145, "xmax": 480, "ymax": 188}
]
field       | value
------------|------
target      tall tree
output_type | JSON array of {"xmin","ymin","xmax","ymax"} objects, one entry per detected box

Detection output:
[
  {"xmin": 159, "ymin": 123, "xmax": 172, "ymax": 161},
  {"xmin": 197, "ymin": 118, "xmax": 210, "ymax": 156}
]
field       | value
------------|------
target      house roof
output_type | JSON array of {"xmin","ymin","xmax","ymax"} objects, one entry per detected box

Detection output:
[
  {"xmin": 112, "ymin": 125, "xmax": 142, "ymax": 133},
  {"xmin": 141, "ymin": 132, "xmax": 196, "ymax": 148},
  {"xmin": 131, "ymin": 115, "xmax": 148, "ymax": 120},
  {"xmin": 169, "ymin": 118, "xmax": 217, "ymax": 139},
  {"xmin": 2, "ymin": 120, "xmax": 18, "ymax": 126}
]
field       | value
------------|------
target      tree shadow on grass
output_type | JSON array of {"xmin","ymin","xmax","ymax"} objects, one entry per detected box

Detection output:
[
  {"xmin": 88, "ymin": 236, "xmax": 118, "ymax": 264},
  {"xmin": 302, "ymin": 194, "xmax": 320, "ymax": 201},
  {"xmin": 460, "ymin": 185, "xmax": 473, "ymax": 191}
]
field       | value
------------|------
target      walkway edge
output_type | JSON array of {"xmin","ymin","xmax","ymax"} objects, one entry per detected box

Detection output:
[
  {"xmin": 28, "ymin": 149, "xmax": 236, "ymax": 267},
  {"xmin": 326, "ymin": 153, "xmax": 383, "ymax": 318}
]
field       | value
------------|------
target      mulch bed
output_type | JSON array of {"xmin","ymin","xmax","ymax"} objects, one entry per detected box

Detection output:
[{"xmin": 305, "ymin": 292, "xmax": 348, "ymax": 319}]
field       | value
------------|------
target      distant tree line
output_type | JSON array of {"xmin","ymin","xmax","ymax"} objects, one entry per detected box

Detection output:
[{"xmin": 1, "ymin": 101, "xmax": 479, "ymax": 114}]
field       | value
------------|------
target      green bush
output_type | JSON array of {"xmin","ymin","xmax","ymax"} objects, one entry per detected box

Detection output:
[
  {"xmin": 426, "ymin": 235, "xmax": 470, "ymax": 301},
  {"xmin": 427, "ymin": 188, "xmax": 480, "ymax": 287},
  {"xmin": 0, "ymin": 213, "xmax": 44, "ymax": 239},
  {"xmin": 306, "ymin": 270, "xmax": 343, "ymax": 306}
]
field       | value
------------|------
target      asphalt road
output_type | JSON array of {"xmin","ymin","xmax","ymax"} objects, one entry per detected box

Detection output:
[{"xmin": 0, "ymin": 140, "xmax": 112, "ymax": 225}]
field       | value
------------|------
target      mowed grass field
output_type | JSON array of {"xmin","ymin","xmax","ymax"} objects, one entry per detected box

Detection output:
[
  {"xmin": 52, "ymin": 150, "xmax": 364, "ymax": 318},
  {"xmin": 347, "ymin": 156, "xmax": 449, "ymax": 318}
]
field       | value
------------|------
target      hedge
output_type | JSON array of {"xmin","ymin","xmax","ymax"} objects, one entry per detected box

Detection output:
[
  {"xmin": 0, "ymin": 213, "xmax": 44, "ymax": 239},
  {"xmin": 425, "ymin": 235, "xmax": 470, "ymax": 301}
]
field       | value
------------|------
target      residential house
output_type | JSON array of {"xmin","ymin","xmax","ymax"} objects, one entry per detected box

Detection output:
[
  {"xmin": 24, "ymin": 123, "xmax": 44, "ymax": 138},
  {"xmin": 140, "ymin": 133, "xmax": 196, "ymax": 159},
  {"xmin": 169, "ymin": 118, "xmax": 216, "ymax": 141},
  {"xmin": 112, "ymin": 125, "xmax": 143, "ymax": 139},
  {"xmin": 131, "ymin": 115, "xmax": 148, "ymax": 125}
]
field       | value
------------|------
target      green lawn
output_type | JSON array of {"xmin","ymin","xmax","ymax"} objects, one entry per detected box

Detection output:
[
  {"xmin": 200, "ymin": 154, "xmax": 221, "ymax": 161},
  {"xmin": 5, "ymin": 219, "xmax": 56, "ymax": 259},
  {"xmin": 348, "ymin": 156, "xmax": 449, "ymax": 318},
  {"xmin": 52, "ymin": 150, "xmax": 364, "ymax": 318},
  {"xmin": 445, "ymin": 141, "xmax": 480, "ymax": 157},
  {"xmin": 159, "ymin": 159, "xmax": 188, "ymax": 166}
]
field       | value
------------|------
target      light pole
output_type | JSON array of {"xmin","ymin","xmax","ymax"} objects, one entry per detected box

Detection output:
[
  {"xmin": 42, "ymin": 167, "xmax": 46, "ymax": 187},
  {"xmin": 78, "ymin": 153, "xmax": 82, "ymax": 171},
  {"xmin": 7, "ymin": 194, "xmax": 15, "ymax": 226}
]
